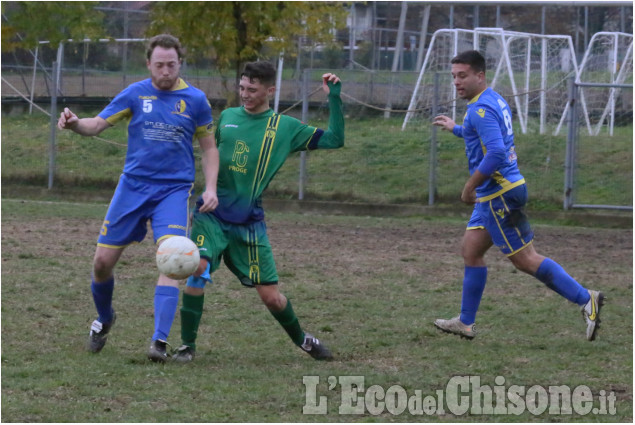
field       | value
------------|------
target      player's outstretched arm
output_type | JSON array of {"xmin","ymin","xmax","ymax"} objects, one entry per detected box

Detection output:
[
  {"xmin": 312, "ymin": 73, "xmax": 344, "ymax": 150},
  {"xmin": 57, "ymin": 107, "xmax": 110, "ymax": 136},
  {"xmin": 198, "ymin": 134, "xmax": 219, "ymax": 213}
]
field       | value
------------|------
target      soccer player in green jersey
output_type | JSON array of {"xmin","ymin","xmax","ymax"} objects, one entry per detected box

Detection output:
[{"xmin": 172, "ymin": 61, "xmax": 344, "ymax": 362}]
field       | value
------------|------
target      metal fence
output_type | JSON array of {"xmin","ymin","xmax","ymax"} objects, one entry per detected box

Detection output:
[
  {"xmin": 1, "ymin": 39, "xmax": 633, "ymax": 211},
  {"xmin": 564, "ymin": 79, "xmax": 633, "ymax": 210}
]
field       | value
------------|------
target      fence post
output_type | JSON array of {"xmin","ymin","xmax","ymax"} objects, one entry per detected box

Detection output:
[
  {"xmin": 429, "ymin": 73, "xmax": 440, "ymax": 206},
  {"xmin": 55, "ymin": 43, "xmax": 64, "ymax": 96},
  {"xmin": 273, "ymin": 52, "xmax": 284, "ymax": 113},
  {"xmin": 564, "ymin": 76, "xmax": 578, "ymax": 210},
  {"xmin": 48, "ymin": 60, "xmax": 59, "ymax": 190},
  {"xmin": 299, "ymin": 69, "xmax": 310, "ymax": 200},
  {"xmin": 29, "ymin": 45, "xmax": 38, "ymax": 115}
]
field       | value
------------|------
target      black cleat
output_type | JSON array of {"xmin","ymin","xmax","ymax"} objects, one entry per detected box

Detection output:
[
  {"xmin": 301, "ymin": 333, "xmax": 333, "ymax": 361},
  {"xmin": 87, "ymin": 312, "xmax": 116, "ymax": 353},
  {"xmin": 147, "ymin": 339, "xmax": 170, "ymax": 363}
]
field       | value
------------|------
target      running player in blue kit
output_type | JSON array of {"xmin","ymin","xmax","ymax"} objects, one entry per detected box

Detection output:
[
  {"xmin": 57, "ymin": 34, "xmax": 219, "ymax": 362},
  {"xmin": 432, "ymin": 50, "xmax": 604, "ymax": 341}
]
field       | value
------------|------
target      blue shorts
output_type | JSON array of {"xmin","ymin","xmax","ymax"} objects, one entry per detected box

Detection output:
[
  {"xmin": 467, "ymin": 184, "xmax": 534, "ymax": 256},
  {"xmin": 97, "ymin": 174, "xmax": 194, "ymax": 248}
]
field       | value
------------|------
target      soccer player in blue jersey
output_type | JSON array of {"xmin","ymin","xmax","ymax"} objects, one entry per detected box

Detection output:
[
  {"xmin": 57, "ymin": 34, "xmax": 219, "ymax": 362},
  {"xmin": 432, "ymin": 50, "xmax": 604, "ymax": 341}
]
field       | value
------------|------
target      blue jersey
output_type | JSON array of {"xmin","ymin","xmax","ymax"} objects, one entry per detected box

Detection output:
[
  {"xmin": 453, "ymin": 87, "xmax": 525, "ymax": 201},
  {"xmin": 98, "ymin": 78, "xmax": 213, "ymax": 183}
]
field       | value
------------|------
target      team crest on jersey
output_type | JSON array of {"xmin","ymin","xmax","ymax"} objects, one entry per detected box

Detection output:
[
  {"xmin": 477, "ymin": 108, "xmax": 486, "ymax": 118},
  {"xmin": 175, "ymin": 100, "xmax": 187, "ymax": 114},
  {"xmin": 171, "ymin": 99, "xmax": 191, "ymax": 118}
]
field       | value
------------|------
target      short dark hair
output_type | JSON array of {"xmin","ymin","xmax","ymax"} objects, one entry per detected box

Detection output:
[
  {"xmin": 146, "ymin": 34, "xmax": 184, "ymax": 61},
  {"xmin": 451, "ymin": 50, "xmax": 486, "ymax": 74},
  {"xmin": 241, "ymin": 61, "xmax": 276, "ymax": 86}
]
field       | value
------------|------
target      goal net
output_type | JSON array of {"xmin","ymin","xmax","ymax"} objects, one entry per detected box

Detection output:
[
  {"xmin": 574, "ymin": 32, "xmax": 633, "ymax": 136},
  {"xmin": 403, "ymin": 27, "xmax": 578, "ymax": 135}
]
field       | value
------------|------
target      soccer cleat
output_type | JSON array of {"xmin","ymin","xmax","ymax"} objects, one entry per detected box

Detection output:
[
  {"xmin": 581, "ymin": 290, "xmax": 605, "ymax": 341},
  {"xmin": 172, "ymin": 345, "xmax": 195, "ymax": 363},
  {"xmin": 301, "ymin": 333, "xmax": 333, "ymax": 361},
  {"xmin": 87, "ymin": 312, "xmax": 116, "ymax": 353},
  {"xmin": 434, "ymin": 316, "xmax": 476, "ymax": 339},
  {"xmin": 147, "ymin": 339, "xmax": 170, "ymax": 363}
]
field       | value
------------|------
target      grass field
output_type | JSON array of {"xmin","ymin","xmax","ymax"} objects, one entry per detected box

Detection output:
[{"xmin": 1, "ymin": 198, "xmax": 632, "ymax": 422}]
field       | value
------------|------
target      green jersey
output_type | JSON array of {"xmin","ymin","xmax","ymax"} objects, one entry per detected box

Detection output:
[{"xmin": 211, "ymin": 91, "xmax": 344, "ymax": 224}]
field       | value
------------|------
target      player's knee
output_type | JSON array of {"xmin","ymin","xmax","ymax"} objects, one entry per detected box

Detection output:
[
  {"xmin": 260, "ymin": 288, "xmax": 286, "ymax": 311},
  {"xmin": 462, "ymin": 250, "xmax": 485, "ymax": 267},
  {"xmin": 509, "ymin": 248, "xmax": 544, "ymax": 275},
  {"xmin": 93, "ymin": 255, "xmax": 114, "ymax": 280},
  {"xmin": 194, "ymin": 259, "xmax": 209, "ymax": 276},
  {"xmin": 184, "ymin": 286, "xmax": 204, "ymax": 296}
]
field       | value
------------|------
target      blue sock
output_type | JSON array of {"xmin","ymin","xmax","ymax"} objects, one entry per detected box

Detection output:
[
  {"xmin": 535, "ymin": 258, "xmax": 590, "ymax": 305},
  {"xmin": 153, "ymin": 286, "xmax": 180, "ymax": 341},
  {"xmin": 460, "ymin": 266, "xmax": 487, "ymax": 325},
  {"xmin": 91, "ymin": 277, "xmax": 115, "ymax": 324}
]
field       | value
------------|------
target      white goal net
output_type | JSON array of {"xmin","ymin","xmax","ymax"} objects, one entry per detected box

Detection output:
[
  {"xmin": 574, "ymin": 32, "xmax": 633, "ymax": 136},
  {"xmin": 403, "ymin": 27, "xmax": 578, "ymax": 135}
]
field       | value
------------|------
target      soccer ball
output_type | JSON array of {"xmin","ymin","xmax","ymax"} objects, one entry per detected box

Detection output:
[{"xmin": 156, "ymin": 236, "xmax": 200, "ymax": 279}]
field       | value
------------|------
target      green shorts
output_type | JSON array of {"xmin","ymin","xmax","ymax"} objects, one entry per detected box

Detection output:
[{"xmin": 189, "ymin": 212, "xmax": 279, "ymax": 287}]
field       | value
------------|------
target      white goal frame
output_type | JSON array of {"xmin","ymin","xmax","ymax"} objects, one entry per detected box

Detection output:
[
  {"xmin": 570, "ymin": 31, "xmax": 633, "ymax": 136},
  {"xmin": 402, "ymin": 27, "xmax": 579, "ymax": 135}
]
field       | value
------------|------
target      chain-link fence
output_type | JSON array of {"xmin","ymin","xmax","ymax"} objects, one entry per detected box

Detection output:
[{"xmin": 1, "ymin": 36, "xmax": 632, "ymax": 210}]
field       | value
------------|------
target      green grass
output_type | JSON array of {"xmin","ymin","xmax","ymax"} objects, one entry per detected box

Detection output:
[
  {"xmin": 3, "ymin": 110, "xmax": 631, "ymax": 210},
  {"xmin": 1, "ymin": 199, "xmax": 632, "ymax": 422}
]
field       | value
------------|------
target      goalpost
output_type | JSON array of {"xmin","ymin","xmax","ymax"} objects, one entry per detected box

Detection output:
[
  {"xmin": 402, "ymin": 27, "xmax": 578, "ymax": 135},
  {"xmin": 572, "ymin": 32, "xmax": 633, "ymax": 136}
]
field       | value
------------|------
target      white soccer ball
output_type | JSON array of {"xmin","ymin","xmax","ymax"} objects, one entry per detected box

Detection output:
[{"xmin": 156, "ymin": 236, "xmax": 200, "ymax": 279}]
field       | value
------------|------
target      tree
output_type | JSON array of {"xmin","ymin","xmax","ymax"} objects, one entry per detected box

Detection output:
[
  {"xmin": 1, "ymin": 1, "xmax": 106, "ymax": 52},
  {"xmin": 148, "ymin": 1, "xmax": 347, "ymax": 104}
]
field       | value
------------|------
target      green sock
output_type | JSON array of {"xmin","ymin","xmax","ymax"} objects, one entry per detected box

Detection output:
[
  {"xmin": 270, "ymin": 299, "xmax": 305, "ymax": 346},
  {"xmin": 180, "ymin": 292, "xmax": 204, "ymax": 351}
]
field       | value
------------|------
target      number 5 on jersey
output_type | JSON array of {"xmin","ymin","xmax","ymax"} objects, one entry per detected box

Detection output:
[{"xmin": 143, "ymin": 99, "xmax": 153, "ymax": 113}]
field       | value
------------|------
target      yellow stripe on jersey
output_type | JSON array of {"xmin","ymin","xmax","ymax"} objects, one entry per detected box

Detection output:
[
  {"xmin": 105, "ymin": 108, "xmax": 132, "ymax": 125},
  {"xmin": 251, "ymin": 114, "xmax": 280, "ymax": 201},
  {"xmin": 303, "ymin": 128, "xmax": 319, "ymax": 150}
]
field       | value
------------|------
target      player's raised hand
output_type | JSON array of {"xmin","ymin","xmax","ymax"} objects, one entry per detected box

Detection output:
[
  {"xmin": 58, "ymin": 107, "xmax": 78, "ymax": 130},
  {"xmin": 321, "ymin": 73, "xmax": 341, "ymax": 95},
  {"xmin": 432, "ymin": 114, "xmax": 455, "ymax": 132}
]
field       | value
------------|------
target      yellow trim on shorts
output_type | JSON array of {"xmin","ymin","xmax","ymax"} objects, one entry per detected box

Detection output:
[
  {"xmin": 477, "ymin": 178, "xmax": 526, "ymax": 202},
  {"xmin": 489, "ymin": 199, "xmax": 513, "ymax": 252},
  {"xmin": 500, "ymin": 195, "xmax": 530, "ymax": 246},
  {"xmin": 506, "ymin": 240, "xmax": 534, "ymax": 257}
]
